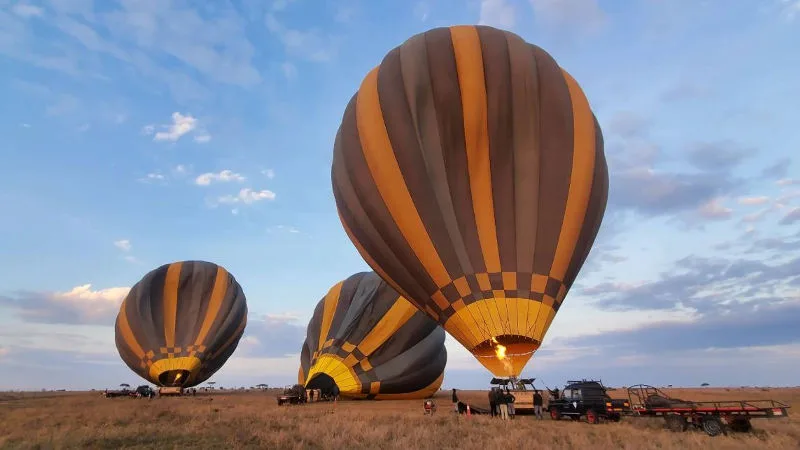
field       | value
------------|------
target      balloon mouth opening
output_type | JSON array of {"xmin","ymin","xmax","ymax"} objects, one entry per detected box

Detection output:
[
  {"xmin": 471, "ymin": 335, "xmax": 540, "ymax": 358},
  {"xmin": 159, "ymin": 370, "xmax": 191, "ymax": 387},
  {"xmin": 306, "ymin": 373, "xmax": 338, "ymax": 396}
]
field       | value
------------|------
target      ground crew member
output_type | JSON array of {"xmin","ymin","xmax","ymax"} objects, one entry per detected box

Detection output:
[{"xmin": 534, "ymin": 390, "xmax": 543, "ymax": 419}]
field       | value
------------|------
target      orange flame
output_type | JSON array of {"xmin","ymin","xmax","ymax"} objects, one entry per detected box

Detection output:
[{"xmin": 491, "ymin": 337, "xmax": 513, "ymax": 375}]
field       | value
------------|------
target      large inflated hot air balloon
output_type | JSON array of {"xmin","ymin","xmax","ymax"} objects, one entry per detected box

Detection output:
[
  {"xmin": 115, "ymin": 260, "xmax": 248, "ymax": 388},
  {"xmin": 331, "ymin": 25, "xmax": 608, "ymax": 377},
  {"xmin": 299, "ymin": 271, "xmax": 446, "ymax": 399}
]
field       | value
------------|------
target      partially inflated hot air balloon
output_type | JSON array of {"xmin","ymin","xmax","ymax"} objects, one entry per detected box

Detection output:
[
  {"xmin": 115, "ymin": 260, "xmax": 248, "ymax": 388},
  {"xmin": 331, "ymin": 25, "xmax": 608, "ymax": 377},
  {"xmin": 299, "ymin": 271, "xmax": 446, "ymax": 399}
]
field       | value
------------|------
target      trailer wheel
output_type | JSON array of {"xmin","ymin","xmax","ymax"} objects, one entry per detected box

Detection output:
[
  {"xmin": 550, "ymin": 408, "xmax": 561, "ymax": 421},
  {"xmin": 586, "ymin": 409, "xmax": 599, "ymax": 424},
  {"xmin": 702, "ymin": 416, "xmax": 726, "ymax": 437},
  {"xmin": 728, "ymin": 417, "xmax": 752, "ymax": 433},
  {"xmin": 665, "ymin": 414, "xmax": 687, "ymax": 432}
]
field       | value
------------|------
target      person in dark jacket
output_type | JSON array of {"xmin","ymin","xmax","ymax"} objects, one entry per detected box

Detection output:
[
  {"xmin": 488, "ymin": 388, "xmax": 497, "ymax": 417},
  {"xmin": 452, "ymin": 389, "xmax": 459, "ymax": 413},
  {"xmin": 533, "ymin": 390, "xmax": 544, "ymax": 419},
  {"xmin": 497, "ymin": 389, "xmax": 509, "ymax": 420},
  {"xmin": 506, "ymin": 388, "xmax": 516, "ymax": 419}
]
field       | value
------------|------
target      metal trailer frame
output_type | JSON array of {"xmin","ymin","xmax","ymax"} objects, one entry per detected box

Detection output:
[{"xmin": 622, "ymin": 384, "xmax": 791, "ymax": 437}]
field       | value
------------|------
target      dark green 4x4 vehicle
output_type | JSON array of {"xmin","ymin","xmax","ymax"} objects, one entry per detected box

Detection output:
[{"xmin": 548, "ymin": 380, "xmax": 630, "ymax": 423}]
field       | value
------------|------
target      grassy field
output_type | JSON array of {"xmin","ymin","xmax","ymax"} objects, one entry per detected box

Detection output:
[{"xmin": 0, "ymin": 387, "xmax": 797, "ymax": 449}]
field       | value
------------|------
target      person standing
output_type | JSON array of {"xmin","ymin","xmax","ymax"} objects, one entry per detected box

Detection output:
[
  {"xmin": 451, "ymin": 389, "xmax": 459, "ymax": 413},
  {"xmin": 497, "ymin": 389, "xmax": 509, "ymax": 420},
  {"xmin": 331, "ymin": 385, "xmax": 340, "ymax": 402},
  {"xmin": 488, "ymin": 388, "xmax": 497, "ymax": 417},
  {"xmin": 506, "ymin": 389, "xmax": 516, "ymax": 419},
  {"xmin": 533, "ymin": 390, "xmax": 543, "ymax": 419}
]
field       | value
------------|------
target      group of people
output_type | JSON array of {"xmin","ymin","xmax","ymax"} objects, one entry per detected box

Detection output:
[
  {"xmin": 488, "ymin": 387, "xmax": 517, "ymax": 419},
  {"xmin": 449, "ymin": 386, "xmax": 550, "ymax": 420}
]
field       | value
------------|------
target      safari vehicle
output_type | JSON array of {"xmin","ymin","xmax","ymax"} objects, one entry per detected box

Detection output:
[
  {"xmin": 548, "ymin": 379, "xmax": 630, "ymax": 423},
  {"xmin": 103, "ymin": 387, "xmax": 132, "ymax": 398},
  {"xmin": 277, "ymin": 384, "xmax": 307, "ymax": 406},
  {"xmin": 623, "ymin": 384, "xmax": 791, "ymax": 437},
  {"xmin": 490, "ymin": 377, "xmax": 539, "ymax": 413},
  {"xmin": 134, "ymin": 385, "xmax": 156, "ymax": 398}
]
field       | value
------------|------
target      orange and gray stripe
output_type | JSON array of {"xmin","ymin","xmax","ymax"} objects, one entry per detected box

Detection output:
[
  {"xmin": 114, "ymin": 260, "xmax": 248, "ymax": 387},
  {"xmin": 332, "ymin": 25, "xmax": 607, "ymax": 366},
  {"xmin": 300, "ymin": 272, "xmax": 446, "ymax": 399}
]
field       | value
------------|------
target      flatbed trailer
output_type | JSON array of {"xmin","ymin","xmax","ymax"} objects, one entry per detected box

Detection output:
[{"xmin": 622, "ymin": 384, "xmax": 790, "ymax": 436}]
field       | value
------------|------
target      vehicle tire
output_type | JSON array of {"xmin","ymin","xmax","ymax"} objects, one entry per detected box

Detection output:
[
  {"xmin": 702, "ymin": 416, "xmax": 726, "ymax": 437},
  {"xmin": 550, "ymin": 408, "xmax": 561, "ymax": 421},
  {"xmin": 729, "ymin": 417, "xmax": 752, "ymax": 433},
  {"xmin": 665, "ymin": 414, "xmax": 687, "ymax": 432},
  {"xmin": 586, "ymin": 409, "xmax": 599, "ymax": 424},
  {"xmin": 608, "ymin": 414, "xmax": 621, "ymax": 423}
]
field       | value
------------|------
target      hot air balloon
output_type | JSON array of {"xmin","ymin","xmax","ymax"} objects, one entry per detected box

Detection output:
[
  {"xmin": 299, "ymin": 271, "xmax": 446, "ymax": 399},
  {"xmin": 115, "ymin": 260, "xmax": 248, "ymax": 388},
  {"xmin": 331, "ymin": 25, "xmax": 608, "ymax": 377}
]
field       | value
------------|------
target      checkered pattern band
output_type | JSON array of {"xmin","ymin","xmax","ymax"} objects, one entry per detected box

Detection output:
[
  {"xmin": 138, "ymin": 345, "xmax": 207, "ymax": 369},
  {"xmin": 429, "ymin": 272, "xmax": 566, "ymax": 320}
]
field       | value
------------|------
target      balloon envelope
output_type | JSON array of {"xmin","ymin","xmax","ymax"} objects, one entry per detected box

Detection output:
[
  {"xmin": 115, "ymin": 260, "xmax": 248, "ymax": 387},
  {"xmin": 299, "ymin": 271, "xmax": 446, "ymax": 399},
  {"xmin": 331, "ymin": 25, "xmax": 608, "ymax": 377}
]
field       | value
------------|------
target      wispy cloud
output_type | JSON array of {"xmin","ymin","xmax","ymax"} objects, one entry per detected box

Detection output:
[
  {"xmin": 195, "ymin": 170, "xmax": 246, "ymax": 186},
  {"xmin": 0, "ymin": 284, "xmax": 130, "ymax": 325},
  {"xmin": 217, "ymin": 188, "xmax": 277, "ymax": 205},
  {"xmin": 12, "ymin": 3, "xmax": 44, "ymax": 19},
  {"xmin": 113, "ymin": 239, "xmax": 131, "ymax": 252},
  {"xmin": 142, "ymin": 112, "xmax": 206, "ymax": 143}
]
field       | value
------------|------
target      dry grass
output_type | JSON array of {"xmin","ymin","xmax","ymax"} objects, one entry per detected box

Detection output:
[{"xmin": 0, "ymin": 387, "xmax": 797, "ymax": 449}]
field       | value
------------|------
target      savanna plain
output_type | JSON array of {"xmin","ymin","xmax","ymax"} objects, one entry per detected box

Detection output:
[{"xmin": 0, "ymin": 387, "xmax": 797, "ymax": 450}]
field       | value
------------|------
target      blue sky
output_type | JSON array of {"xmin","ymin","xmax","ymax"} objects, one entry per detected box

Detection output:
[{"xmin": 1, "ymin": 0, "xmax": 799, "ymax": 391}]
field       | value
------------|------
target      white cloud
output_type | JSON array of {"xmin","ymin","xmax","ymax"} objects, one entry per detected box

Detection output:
[
  {"xmin": 777, "ymin": 178, "xmax": 800, "ymax": 186},
  {"xmin": 113, "ymin": 239, "xmax": 131, "ymax": 252},
  {"xmin": 737, "ymin": 196, "xmax": 770, "ymax": 206},
  {"xmin": 478, "ymin": 0, "xmax": 516, "ymax": 29},
  {"xmin": 143, "ymin": 112, "xmax": 209, "ymax": 143},
  {"xmin": 20, "ymin": 123, "xmax": 31, "ymax": 128},
  {"xmin": 195, "ymin": 170, "xmax": 246, "ymax": 186},
  {"xmin": 217, "ymin": 188, "xmax": 276, "ymax": 205},
  {"xmin": 264, "ymin": 312, "xmax": 300, "ymax": 322},
  {"xmin": 138, "ymin": 172, "xmax": 166, "ymax": 183},
  {"xmin": 698, "ymin": 198, "xmax": 733, "ymax": 220},
  {"xmin": 0, "ymin": 346, "xmax": 9, "ymax": 359},
  {"xmin": 7, "ymin": 284, "xmax": 132, "ymax": 325},
  {"xmin": 12, "ymin": 3, "xmax": 44, "ymax": 18},
  {"xmin": 154, "ymin": 112, "xmax": 196, "ymax": 142},
  {"xmin": 262, "ymin": 168, "xmax": 275, "ymax": 179}
]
